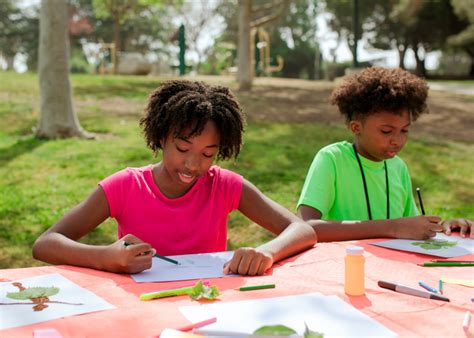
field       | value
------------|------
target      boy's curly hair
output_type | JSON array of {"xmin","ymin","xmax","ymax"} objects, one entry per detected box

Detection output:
[
  {"xmin": 330, "ymin": 67, "xmax": 429, "ymax": 123},
  {"xmin": 140, "ymin": 80, "xmax": 245, "ymax": 160}
]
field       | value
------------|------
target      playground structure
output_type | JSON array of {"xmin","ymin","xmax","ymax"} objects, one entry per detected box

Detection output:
[
  {"xmin": 92, "ymin": 25, "xmax": 282, "ymax": 78},
  {"xmin": 252, "ymin": 27, "xmax": 284, "ymax": 76},
  {"xmin": 224, "ymin": 27, "xmax": 284, "ymax": 77},
  {"xmin": 94, "ymin": 41, "xmax": 152, "ymax": 75},
  {"xmin": 95, "ymin": 41, "xmax": 116, "ymax": 75}
]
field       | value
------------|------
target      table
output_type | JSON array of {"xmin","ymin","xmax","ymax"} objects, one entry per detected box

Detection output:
[{"xmin": 1, "ymin": 239, "xmax": 472, "ymax": 337}]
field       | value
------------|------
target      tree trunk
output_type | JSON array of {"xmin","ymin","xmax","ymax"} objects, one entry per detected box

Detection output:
[
  {"xmin": 113, "ymin": 15, "xmax": 121, "ymax": 75},
  {"xmin": 465, "ymin": 48, "xmax": 474, "ymax": 78},
  {"xmin": 412, "ymin": 45, "xmax": 426, "ymax": 78},
  {"xmin": 238, "ymin": 0, "xmax": 252, "ymax": 91},
  {"xmin": 36, "ymin": 0, "xmax": 92, "ymax": 139},
  {"xmin": 397, "ymin": 44, "xmax": 406, "ymax": 69},
  {"xmin": 470, "ymin": 57, "xmax": 474, "ymax": 78},
  {"xmin": 6, "ymin": 56, "xmax": 15, "ymax": 70}
]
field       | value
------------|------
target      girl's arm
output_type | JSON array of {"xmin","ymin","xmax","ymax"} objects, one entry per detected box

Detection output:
[
  {"xmin": 442, "ymin": 218, "xmax": 474, "ymax": 238},
  {"xmin": 32, "ymin": 186, "xmax": 154, "ymax": 273},
  {"xmin": 297, "ymin": 204, "xmax": 443, "ymax": 242},
  {"xmin": 224, "ymin": 179, "xmax": 317, "ymax": 276}
]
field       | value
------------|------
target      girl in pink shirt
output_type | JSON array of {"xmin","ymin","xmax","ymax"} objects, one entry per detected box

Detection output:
[{"xmin": 33, "ymin": 80, "xmax": 316, "ymax": 275}]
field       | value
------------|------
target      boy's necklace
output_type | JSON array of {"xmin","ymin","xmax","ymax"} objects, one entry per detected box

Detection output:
[{"xmin": 352, "ymin": 144, "xmax": 390, "ymax": 220}]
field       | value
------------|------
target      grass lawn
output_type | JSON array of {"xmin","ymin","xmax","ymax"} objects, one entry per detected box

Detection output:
[{"xmin": 0, "ymin": 71, "xmax": 473, "ymax": 269}]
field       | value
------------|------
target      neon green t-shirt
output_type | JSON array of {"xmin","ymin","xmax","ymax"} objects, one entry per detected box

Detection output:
[{"xmin": 297, "ymin": 141, "xmax": 419, "ymax": 220}]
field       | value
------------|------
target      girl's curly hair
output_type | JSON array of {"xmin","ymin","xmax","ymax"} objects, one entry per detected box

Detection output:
[
  {"xmin": 140, "ymin": 80, "xmax": 245, "ymax": 160},
  {"xmin": 330, "ymin": 67, "xmax": 429, "ymax": 123}
]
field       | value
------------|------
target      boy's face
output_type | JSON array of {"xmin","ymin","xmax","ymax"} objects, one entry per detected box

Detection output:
[
  {"xmin": 157, "ymin": 120, "xmax": 220, "ymax": 197},
  {"xmin": 351, "ymin": 110, "xmax": 411, "ymax": 161}
]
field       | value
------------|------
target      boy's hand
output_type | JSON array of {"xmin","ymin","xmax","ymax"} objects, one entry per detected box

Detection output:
[
  {"xmin": 223, "ymin": 247, "xmax": 273, "ymax": 276},
  {"xmin": 393, "ymin": 216, "xmax": 443, "ymax": 240},
  {"xmin": 104, "ymin": 234, "xmax": 155, "ymax": 274},
  {"xmin": 442, "ymin": 218, "xmax": 473, "ymax": 238}
]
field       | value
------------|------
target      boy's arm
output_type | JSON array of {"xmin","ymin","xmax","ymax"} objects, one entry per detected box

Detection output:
[
  {"xmin": 224, "ymin": 179, "xmax": 317, "ymax": 276},
  {"xmin": 298, "ymin": 204, "xmax": 443, "ymax": 241},
  {"xmin": 32, "ymin": 186, "xmax": 154, "ymax": 273}
]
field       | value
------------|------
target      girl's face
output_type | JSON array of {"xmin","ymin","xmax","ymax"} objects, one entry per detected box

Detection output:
[
  {"xmin": 351, "ymin": 110, "xmax": 411, "ymax": 162},
  {"xmin": 156, "ymin": 120, "xmax": 220, "ymax": 198}
]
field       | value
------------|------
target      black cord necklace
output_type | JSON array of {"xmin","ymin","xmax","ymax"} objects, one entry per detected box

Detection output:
[{"xmin": 352, "ymin": 143, "xmax": 390, "ymax": 220}]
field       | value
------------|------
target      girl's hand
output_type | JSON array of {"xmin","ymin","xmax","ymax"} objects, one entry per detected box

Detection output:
[
  {"xmin": 223, "ymin": 247, "xmax": 273, "ymax": 276},
  {"xmin": 392, "ymin": 216, "xmax": 443, "ymax": 240},
  {"xmin": 105, "ymin": 234, "xmax": 156, "ymax": 274},
  {"xmin": 442, "ymin": 218, "xmax": 473, "ymax": 238}
]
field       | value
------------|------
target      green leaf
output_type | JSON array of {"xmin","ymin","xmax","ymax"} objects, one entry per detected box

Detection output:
[
  {"xmin": 304, "ymin": 322, "xmax": 324, "ymax": 338},
  {"xmin": 253, "ymin": 325, "xmax": 297, "ymax": 336},
  {"xmin": 412, "ymin": 239, "xmax": 457, "ymax": 250},
  {"xmin": 7, "ymin": 287, "xmax": 59, "ymax": 300},
  {"xmin": 188, "ymin": 281, "xmax": 220, "ymax": 300}
]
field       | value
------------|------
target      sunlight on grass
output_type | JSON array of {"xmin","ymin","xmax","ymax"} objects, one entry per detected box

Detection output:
[{"xmin": 0, "ymin": 72, "xmax": 473, "ymax": 268}]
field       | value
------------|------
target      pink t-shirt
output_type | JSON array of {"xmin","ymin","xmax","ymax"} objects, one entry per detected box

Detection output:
[{"xmin": 99, "ymin": 165, "xmax": 243, "ymax": 255}]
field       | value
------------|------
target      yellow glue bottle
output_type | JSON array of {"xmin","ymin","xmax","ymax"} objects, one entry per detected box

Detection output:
[{"xmin": 344, "ymin": 245, "xmax": 365, "ymax": 296}]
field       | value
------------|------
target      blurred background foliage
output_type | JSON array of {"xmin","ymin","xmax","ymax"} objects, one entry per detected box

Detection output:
[{"xmin": 1, "ymin": 0, "xmax": 473, "ymax": 79}]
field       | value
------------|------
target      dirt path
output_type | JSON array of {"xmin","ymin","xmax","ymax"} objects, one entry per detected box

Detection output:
[
  {"xmin": 78, "ymin": 76, "xmax": 474, "ymax": 143},
  {"xmin": 237, "ymin": 77, "xmax": 474, "ymax": 143}
]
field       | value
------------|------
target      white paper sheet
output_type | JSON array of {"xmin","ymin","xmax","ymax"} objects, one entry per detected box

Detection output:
[
  {"xmin": 131, "ymin": 251, "xmax": 236, "ymax": 283},
  {"xmin": 370, "ymin": 233, "xmax": 474, "ymax": 258},
  {"xmin": 0, "ymin": 273, "xmax": 114, "ymax": 330},
  {"xmin": 179, "ymin": 292, "xmax": 396, "ymax": 337}
]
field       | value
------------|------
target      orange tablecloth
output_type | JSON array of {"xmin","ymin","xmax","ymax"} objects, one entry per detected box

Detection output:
[{"xmin": 2, "ymin": 239, "xmax": 473, "ymax": 337}]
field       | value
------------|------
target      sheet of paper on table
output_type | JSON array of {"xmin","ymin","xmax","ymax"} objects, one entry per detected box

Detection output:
[
  {"xmin": 179, "ymin": 292, "xmax": 396, "ymax": 337},
  {"xmin": 131, "ymin": 251, "xmax": 236, "ymax": 283},
  {"xmin": 0, "ymin": 273, "xmax": 114, "ymax": 330},
  {"xmin": 370, "ymin": 233, "xmax": 474, "ymax": 258}
]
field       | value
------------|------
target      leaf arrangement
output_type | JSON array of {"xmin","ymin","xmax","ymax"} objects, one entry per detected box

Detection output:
[
  {"xmin": 7, "ymin": 287, "xmax": 59, "ymax": 300},
  {"xmin": 412, "ymin": 239, "xmax": 457, "ymax": 250}
]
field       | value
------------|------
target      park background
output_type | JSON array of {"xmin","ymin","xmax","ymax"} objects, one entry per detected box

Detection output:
[{"xmin": 0, "ymin": 0, "xmax": 473, "ymax": 269}]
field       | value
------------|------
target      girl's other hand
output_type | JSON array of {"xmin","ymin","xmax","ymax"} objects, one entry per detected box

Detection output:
[
  {"xmin": 223, "ymin": 247, "xmax": 273, "ymax": 276},
  {"xmin": 105, "ymin": 234, "xmax": 156, "ymax": 274},
  {"xmin": 392, "ymin": 215, "xmax": 443, "ymax": 240},
  {"xmin": 442, "ymin": 218, "xmax": 473, "ymax": 238}
]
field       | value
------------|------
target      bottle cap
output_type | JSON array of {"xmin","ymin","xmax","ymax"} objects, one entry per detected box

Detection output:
[{"xmin": 346, "ymin": 245, "xmax": 364, "ymax": 255}]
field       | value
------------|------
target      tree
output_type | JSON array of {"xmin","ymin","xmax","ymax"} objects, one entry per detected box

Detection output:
[
  {"xmin": 364, "ymin": 1, "xmax": 410, "ymax": 69},
  {"xmin": 448, "ymin": 0, "xmax": 474, "ymax": 76},
  {"xmin": 91, "ymin": 0, "xmax": 178, "ymax": 74},
  {"xmin": 324, "ymin": 0, "xmax": 375, "ymax": 66},
  {"xmin": 387, "ymin": 0, "xmax": 467, "ymax": 77},
  {"xmin": 176, "ymin": 0, "xmax": 220, "ymax": 73},
  {"xmin": 238, "ymin": 0, "xmax": 252, "ymax": 90},
  {"xmin": 36, "ymin": 0, "xmax": 92, "ymax": 139},
  {"xmin": 0, "ymin": 1, "xmax": 23, "ymax": 70},
  {"xmin": 92, "ymin": 0, "xmax": 140, "ymax": 74},
  {"xmin": 0, "ymin": 1, "xmax": 39, "ymax": 71},
  {"xmin": 268, "ymin": 0, "xmax": 319, "ymax": 79}
]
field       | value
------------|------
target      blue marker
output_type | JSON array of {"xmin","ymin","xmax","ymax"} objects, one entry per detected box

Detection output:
[
  {"xmin": 418, "ymin": 281, "xmax": 438, "ymax": 294},
  {"xmin": 439, "ymin": 279, "xmax": 443, "ymax": 294}
]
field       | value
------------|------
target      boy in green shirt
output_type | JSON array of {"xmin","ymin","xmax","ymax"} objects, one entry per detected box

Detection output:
[{"xmin": 298, "ymin": 67, "xmax": 473, "ymax": 241}]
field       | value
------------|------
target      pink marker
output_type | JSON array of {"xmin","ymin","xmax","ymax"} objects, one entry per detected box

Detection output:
[{"xmin": 177, "ymin": 317, "xmax": 217, "ymax": 332}]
